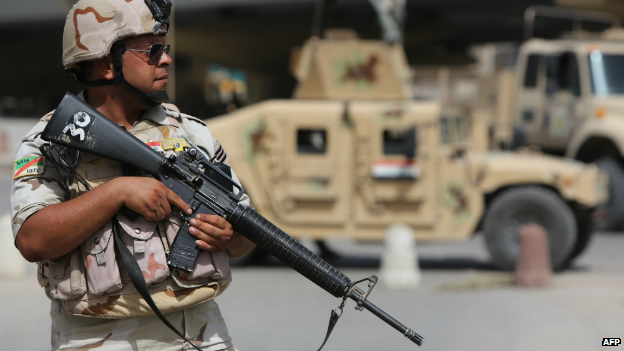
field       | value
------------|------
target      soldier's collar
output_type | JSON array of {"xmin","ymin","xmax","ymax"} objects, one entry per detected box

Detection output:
[
  {"xmin": 139, "ymin": 105, "xmax": 171, "ymax": 126},
  {"xmin": 76, "ymin": 90, "xmax": 172, "ymax": 127}
]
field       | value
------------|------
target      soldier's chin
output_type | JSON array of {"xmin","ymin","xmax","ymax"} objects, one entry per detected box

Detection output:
[{"xmin": 145, "ymin": 89, "xmax": 170, "ymax": 105}]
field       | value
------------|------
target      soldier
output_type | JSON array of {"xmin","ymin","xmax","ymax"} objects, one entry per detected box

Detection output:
[{"xmin": 10, "ymin": 0, "xmax": 255, "ymax": 350}]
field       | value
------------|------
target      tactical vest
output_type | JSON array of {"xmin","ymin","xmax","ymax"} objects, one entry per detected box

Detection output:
[{"xmin": 40, "ymin": 106, "xmax": 232, "ymax": 318}]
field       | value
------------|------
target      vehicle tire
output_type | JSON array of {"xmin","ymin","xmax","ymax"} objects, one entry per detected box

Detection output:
[
  {"xmin": 483, "ymin": 186, "xmax": 577, "ymax": 271},
  {"xmin": 565, "ymin": 208, "xmax": 594, "ymax": 264},
  {"xmin": 594, "ymin": 157, "xmax": 624, "ymax": 231}
]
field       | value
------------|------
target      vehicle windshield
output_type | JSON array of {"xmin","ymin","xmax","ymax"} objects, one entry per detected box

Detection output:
[{"xmin": 588, "ymin": 51, "xmax": 624, "ymax": 95}]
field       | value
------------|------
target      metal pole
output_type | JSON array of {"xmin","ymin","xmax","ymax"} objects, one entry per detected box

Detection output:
[{"xmin": 166, "ymin": 4, "xmax": 176, "ymax": 103}]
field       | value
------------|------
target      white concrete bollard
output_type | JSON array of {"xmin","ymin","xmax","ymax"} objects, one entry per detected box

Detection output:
[
  {"xmin": 379, "ymin": 223, "xmax": 421, "ymax": 289},
  {"xmin": 0, "ymin": 212, "xmax": 29, "ymax": 278}
]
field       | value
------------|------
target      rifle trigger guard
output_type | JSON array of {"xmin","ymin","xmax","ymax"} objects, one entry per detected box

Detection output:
[{"xmin": 348, "ymin": 275, "xmax": 378, "ymax": 311}]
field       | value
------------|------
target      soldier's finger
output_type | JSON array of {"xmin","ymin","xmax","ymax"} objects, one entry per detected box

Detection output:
[
  {"xmin": 196, "ymin": 214, "xmax": 230, "ymax": 230},
  {"xmin": 189, "ymin": 219, "xmax": 218, "ymax": 237},
  {"xmin": 160, "ymin": 197, "xmax": 172, "ymax": 216},
  {"xmin": 190, "ymin": 229, "xmax": 221, "ymax": 246},
  {"xmin": 195, "ymin": 240, "xmax": 221, "ymax": 252},
  {"xmin": 143, "ymin": 207, "xmax": 161, "ymax": 221},
  {"xmin": 165, "ymin": 187, "xmax": 192, "ymax": 215},
  {"xmin": 153, "ymin": 206, "xmax": 166, "ymax": 221}
]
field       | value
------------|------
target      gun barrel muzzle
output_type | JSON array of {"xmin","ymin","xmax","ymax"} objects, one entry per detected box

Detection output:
[{"xmin": 348, "ymin": 290, "xmax": 424, "ymax": 346}]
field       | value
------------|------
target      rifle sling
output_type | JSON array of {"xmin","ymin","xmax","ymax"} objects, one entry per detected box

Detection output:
[
  {"xmin": 112, "ymin": 216, "xmax": 203, "ymax": 351},
  {"xmin": 317, "ymin": 308, "xmax": 342, "ymax": 351}
]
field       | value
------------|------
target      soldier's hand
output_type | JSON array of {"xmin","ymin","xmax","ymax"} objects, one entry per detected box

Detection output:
[
  {"xmin": 115, "ymin": 177, "xmax": 192, "ymax": 221},
  {"xmin": 188, "ymin": 214, "xmax": 234, "ymax": 252}
]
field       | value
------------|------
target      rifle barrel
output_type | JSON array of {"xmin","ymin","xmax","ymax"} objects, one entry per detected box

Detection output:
[{"xmin": 349, "ymin": 290, "xmax": 424, "ymax": 346}]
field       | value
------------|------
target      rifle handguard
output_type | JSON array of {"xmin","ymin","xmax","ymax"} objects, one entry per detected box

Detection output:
[{"xmin": 230, "ymin": 204, "xmax": 351, "ymax": 298}]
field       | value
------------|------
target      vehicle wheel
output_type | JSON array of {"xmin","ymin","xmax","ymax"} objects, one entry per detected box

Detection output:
[
  {"xmin": 565, "ymin": 208, "xmax": 594, "ymax": 264},
  {"xmin": 594, "ymin": 158, "xmax": 624, "ymax": 231},
  {"xmin": 483, "ymin": 186, "xmax": 577, "ymax": 271}
]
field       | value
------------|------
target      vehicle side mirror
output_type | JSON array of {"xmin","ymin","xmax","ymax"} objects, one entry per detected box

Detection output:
[{"xmin": 403, "ymin": 126, "xmax": 417, "ymax": 160}]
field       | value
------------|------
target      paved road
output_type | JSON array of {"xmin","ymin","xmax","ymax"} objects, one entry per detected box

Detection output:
[{"xmin": 0, "ymin": 233, "xmax": 622, "ymax": 351}]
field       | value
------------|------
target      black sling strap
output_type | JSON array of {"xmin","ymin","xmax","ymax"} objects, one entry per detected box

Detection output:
[{"xmin": 112, "ymin": 217, "xmax": 203, "ymax": 351}]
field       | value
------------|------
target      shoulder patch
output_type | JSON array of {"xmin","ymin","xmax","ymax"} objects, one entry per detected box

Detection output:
[
  {"xmin": 212, "ymin": 140, "xmax": 228, "ymax": 163},
  {"xmin": 14, "ymin": 156, "xmax": 45, "ymax": 179},
  {"xmin": 181, "ymin": 113, "xmax": 207, "ymax": 127}
]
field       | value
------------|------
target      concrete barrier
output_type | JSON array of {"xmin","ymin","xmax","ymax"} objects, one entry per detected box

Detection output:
[
  {"xmin": 379, "ymin": 223, "xmax": 421, "ymax": 289},
  {"xmin": 0, "ymin": 212, "xmax": 30, "ymax": 278}
]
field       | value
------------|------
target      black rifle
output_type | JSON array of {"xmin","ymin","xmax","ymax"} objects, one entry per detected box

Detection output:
[{"xmin": 41, "ymin": 92, "xmax": 424, "ymax": 348}]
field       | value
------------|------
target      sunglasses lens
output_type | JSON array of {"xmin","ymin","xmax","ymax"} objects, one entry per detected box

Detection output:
[{"xmin": 148, "ymin": 44, "xmax": 164, "ymax": 64}]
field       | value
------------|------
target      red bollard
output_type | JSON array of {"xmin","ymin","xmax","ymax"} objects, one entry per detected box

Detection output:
[{"xmin": 514, "ymin": 223, "xmax": 552, "ymax": 287}]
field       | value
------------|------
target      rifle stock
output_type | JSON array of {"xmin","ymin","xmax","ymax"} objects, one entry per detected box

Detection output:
[
  {"xmin": 42, "ymin": 93, "xmax": 165, "ymax": 174},
  {"xmin": 41, "ymin": 92, "xmax": 424, "ymax": 347}
]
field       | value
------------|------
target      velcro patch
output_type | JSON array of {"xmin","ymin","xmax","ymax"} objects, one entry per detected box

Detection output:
[
  {"xmin": 162, "ymin": 138, "xmax": 190, "ymax": 152},
  {"xmin": 162, "ymin": 138, "xmax": 178, "ymax": 150},
  {"xmin": 13, "ymin": 156, "xmax": 45, "ymax": 179},
  {"xmin": 213, "ymin": 140, "xmax": 228, "ymax": 163}
]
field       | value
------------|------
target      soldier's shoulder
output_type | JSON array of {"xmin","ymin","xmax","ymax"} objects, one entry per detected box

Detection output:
[
  {"xmin": 21, "ymin": 110, "xmax": 55, "ymax": 143},
  {"xmin": 161, "ymin": 103, "xmax": 207, "ymax": 127},
  {"xmin": 181, "ymin": 113, "xmax": 207, "ymax": 127}
]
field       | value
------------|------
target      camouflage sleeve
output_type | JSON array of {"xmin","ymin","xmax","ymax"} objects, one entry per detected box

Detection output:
[
  {"xmin": 180, "ymin": 114, "xmax": 252, "ymax": 209},
  {"xmin": 10, "ymin": 120, "xmax": 67, "ymax": 241}
]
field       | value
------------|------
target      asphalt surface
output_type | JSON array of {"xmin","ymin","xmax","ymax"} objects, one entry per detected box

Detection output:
[{"xmin": 0, "ymin": 231, "xmax": 622, "ymax": 351}]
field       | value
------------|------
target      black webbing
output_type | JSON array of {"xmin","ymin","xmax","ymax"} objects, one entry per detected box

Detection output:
[
  {"xmin": 317, "ymin": 309, "xmax": 341, "ymax": 351},
  {"xmin": 112, "ymin": 216, "xmax": 202, "ymax": 351},
  {"xmin": 315, "ymin": 285, "xmax": 352, "ymax": 351}
]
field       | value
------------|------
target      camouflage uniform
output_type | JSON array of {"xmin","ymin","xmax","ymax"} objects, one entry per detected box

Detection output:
[{"xmin": 11, "ymin": 92, "xmax": 250, "ymax": 350}]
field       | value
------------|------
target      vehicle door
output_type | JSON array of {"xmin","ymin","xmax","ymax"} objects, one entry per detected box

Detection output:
[
  {"xmin": 542, "ymin": 52, "xmax": 585, "ymax": 150},
  {"xmin": 515, "ymin": 52, "xmax": 549, "ymax": 146},
  {"xmin": 257, "ymin": 101, "xmax": 351, "ymax": 227},
  {"xmin": 350, "ymin": 101, "xmax": 438, "ymax": 231}
]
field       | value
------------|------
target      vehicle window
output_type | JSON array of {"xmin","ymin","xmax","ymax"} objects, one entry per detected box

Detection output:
[
  {"xmin": 523, "ymin": 54, "xmax": 542, "ymax": 88},
  {"xmin": 297, "ymin": 129, "xmax": 327, "ymax": 154},
  {"xmin": 588, "ymin": 52, "xmax": 624, "ymax": 95},
  {"xmin": 439, "ymin": 118, "xmax": 451, "ymax": 145},
  {"xmin": 546, "ymin": 52, "xmax": 581, "ymax": 96},
  {"xmin": 383, "ymin": 128, "xmax": 417, "ymax": 156}
]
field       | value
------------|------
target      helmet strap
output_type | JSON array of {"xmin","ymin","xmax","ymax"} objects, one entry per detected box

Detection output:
[{"xmin": 66, "ymin": 69, "xmax": 115, "ymax": 87}]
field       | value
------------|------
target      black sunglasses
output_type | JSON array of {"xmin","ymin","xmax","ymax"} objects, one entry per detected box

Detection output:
[{"xmin": 126, "ymin": 43, "xmax": 171, "ymax": 65}]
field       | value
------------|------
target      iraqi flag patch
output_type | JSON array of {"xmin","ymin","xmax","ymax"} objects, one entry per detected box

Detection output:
[
  {"xmin": 146, "ymin": 141, "xmax": 163, "ymax": 152},
  {"xmin": 13, "ymin": 156, "xmax": 45, "ymax": 179}
]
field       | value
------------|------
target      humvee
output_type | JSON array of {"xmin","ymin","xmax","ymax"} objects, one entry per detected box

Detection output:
[
  {"xmin": 473, "ymin": 6, "xmax": 624, "ymax": 229},
  {"xmin": 205, "ymin": 5, "xmax": 607, "ymax": 270}
]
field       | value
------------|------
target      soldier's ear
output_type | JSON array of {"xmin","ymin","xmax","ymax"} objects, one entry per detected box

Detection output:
[{"xmin": 92, "ymin": 54, "xmax": 115, "ymax": 81}]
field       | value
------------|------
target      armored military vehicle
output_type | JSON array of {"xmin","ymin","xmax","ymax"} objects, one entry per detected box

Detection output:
[
  {"xmin": 472, "ymin": 6, "xmax": 624, "ymax": 230},
  {"xmin": 205, "ymin": 2, "xmax": 607, "ymax": 270}
]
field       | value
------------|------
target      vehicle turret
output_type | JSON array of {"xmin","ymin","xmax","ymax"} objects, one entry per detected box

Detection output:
[
  {"xmin": 292, "ymin": 0, "xmax": 411, "ymax": 100},
  {"xmin": 292, "ymin": 31, "xmax": 412, "ymax": 100}
]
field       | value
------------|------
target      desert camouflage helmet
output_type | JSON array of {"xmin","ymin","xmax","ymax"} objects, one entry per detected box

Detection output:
[
  {"xmin": 63, "ymin": 0, "xmax": 171, "ymax": 70},
  {"xmin": 62, "ymin": 0, "xmax": 172, "ymax": 107}
]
